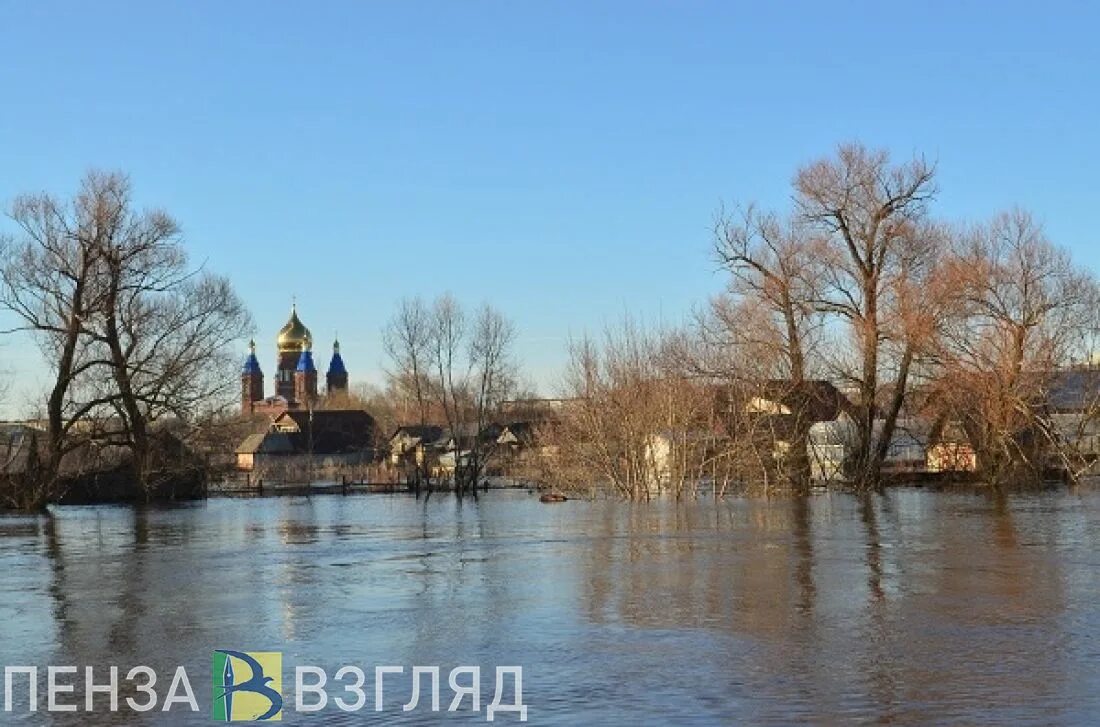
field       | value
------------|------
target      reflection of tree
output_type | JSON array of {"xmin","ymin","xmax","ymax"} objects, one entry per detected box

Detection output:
[
  {"xmin": 15, "ymin": 492, "xmax": 1084, "ymax": 723},
  {"xmin": 276, "ymin": 498, "xmax": 322, "ymax": 643},
  {"xmin": 579, "ymin": 498, "xmax": 821, "ymax": 636},
  {"xmin": 42, "ymin": 515, "xmax": 68, "ymax": 627},
  {"xmin": 574, "ymin": 493, "xmax": 1080, "ymax": 721},
  {"xmin": 858, "ymin": 494, "xmax": 885, "ymax": 602},
  {"xmin": 848, "ymin": 491, "xmax": 1070, "ymax": 722},
  {"xmin": 791, "ymin": 496, "xmax": 816, "ymax": 618},
  {"xmin": 39, "ymin": 506, "xmax": 217, "ymax": 711},
  {"xmin": 856, "ymin": 493, "xmax": 900, "ymax": 715}
]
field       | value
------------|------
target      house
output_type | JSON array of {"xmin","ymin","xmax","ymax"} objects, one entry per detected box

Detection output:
[
  {"xmin": 235, "ymin": 431, "xmax": 295, "ymax": 471},
  {"xmin": 434, "ymin": 423, "xmax": 506, "ymax": 477},
  {"xmin": 746, "ymin": 380, "xmax": 849, "ymax": 419},
  {"xmin": 927, "ymin": 422, "xmax": 978, "ymax": 473},
  {"xmin": 809, "ymin": 415, "xmax": 929, "ymax": 482},
  {"xmin": 0, "ymin": 423, "xmax": 43, "ymax": 475},
  {"xmin": 645, "ymin": 432, "xmax": 673, "ymax": 485},
  {"xmin": 744, "ymin": 380, "xmax": 853, "ymax": 468},
  {"xmin": 495, "ymin": 420, "xmax": 568, "ymax": 477},
  {"xmin": 1047, "ymin": 367, "xmax": 1100, "ymax": 472},
  {"xmin": 497, "ymin": 422, "xmax": 536, "ymax": 450},
  {"xmin": 1047, "ymin": 367, "xmax": 1100, "ymax": 414},
  {"xmin": 388, "ymin": 425, "xmax": 447, "ymax": 467},
  {"xmin": 441, "ymin": 423, "xmax": 504, "ymax": 453},
  {"xmin": 272, "ymin": 409, "xmax": 376, "ymax": 452},
  {"xmin": 807, "ymin": 412, "xmax": 853, "ymax": 482},
  {"xmin": 495, "ymin": 422, "xmax": 535, "ymax": 468},
  {"xmin": 499, "ymin": 398, "xmax": 577, "ymax": 417},
  {"xmin": 234, "ymin": 409, "xmax": 377, "ymax": 472},
  {"xmin": 644, "ymin": 430, "xmax": 727, "ymax": 487}
]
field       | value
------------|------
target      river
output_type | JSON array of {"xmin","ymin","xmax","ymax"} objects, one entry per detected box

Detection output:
[{"xmin": 1, "ymin": 488, "xmax": 1099, "ymax": 724}]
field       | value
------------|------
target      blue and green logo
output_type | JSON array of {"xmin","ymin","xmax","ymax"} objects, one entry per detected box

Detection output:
[{"xmin": 212, "ymin": 650, "xmax": 283, "ymax": 722}]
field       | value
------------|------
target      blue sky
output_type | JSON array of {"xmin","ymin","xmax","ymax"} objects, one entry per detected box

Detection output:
[{"xmin": 1, "ymin": 2, "xmax": 1098, "ymax": 415}]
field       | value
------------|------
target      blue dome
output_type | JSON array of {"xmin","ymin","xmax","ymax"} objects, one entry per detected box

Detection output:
[
  {"xmin": 242, "ymin": 340, "xmax": 262, "ymax": 374},
  {"xmin": 296, "ymin": 347, "xmax": 316, "ymax": 373},
  {"xmin": 327, "ymin": 338, "xmax": 347, "ymax": 375}
]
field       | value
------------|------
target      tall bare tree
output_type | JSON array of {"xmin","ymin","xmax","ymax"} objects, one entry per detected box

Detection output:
[
  {"xmin": 930, "ymin": 210, "xmax": 1100, "ymax": 483},
  {"xmin": 384, "ymin": 294, "xmax": 517, "ymax": 494},
  {"xmin": 465, "ymin": 303, "xmax": 517, "ymax": 489},
  {"xmin": 1, "ymin": 175, "xmax": 117, "ymax": 506},
  {"xmin": 712, "ymin": 205, "xmax": 828, "ymax": 490},
  {"xmin": 430, "ymin": 293, "xmax": 466, "ymax": 451},
  {"xmin": 383, "ymin": 296, "xmax": 433, "ymax": 427},
  {"xmin": 795, "ymin": 143, "xmax": 941, "ymax": 488},
  {"xmin": 554, "ymin": 325, "xmax": 662, "ymax": 499},
  {"xmin": 1, "ymin": 171, "xmax": 251, "ymax": 506}
]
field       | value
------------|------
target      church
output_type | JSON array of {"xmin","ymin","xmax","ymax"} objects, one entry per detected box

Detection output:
[{"xmin": 241, "ymin": 303, "xmax": 348, "ymax": 416}]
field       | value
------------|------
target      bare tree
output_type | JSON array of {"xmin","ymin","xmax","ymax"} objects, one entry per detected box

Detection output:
[
  {"xmin": 1, "ymin": 175, "xmax": 117, "ymax": 507},
  {"xmin": 383, "ymin": 294, "xmax": 518, "ymax": 494},
  {"xmin": 466, "ymin": 303, "xmax": 517, "ymax": 489},
  {"xmin": 930, "ymin": 210, "xmax": 1100, "ymax": 484},
  {"xmin": 428, "ymin": 296, "xmax": 518, "ymax": 494},
  {"xmin": 553, "ymin": 326, "xmax": 658, "ymax": 499},
  {"xmin": 712, "ymin": 205, "xmax": 828, "ymax": 491},
  {"xmin": 0, "ymin": 171, "xmax": 251, "ymax": 507},
  {"xmin": 70, "ymin": 173, "xmax": 251, "ymax": 493},
  {"xmin": 795, "ymin": 143, "xmax": 940, "ymax": 488},
  {"xmin": 544, "ymin": 321, "xmax": 724, "ymax": 500},
  {"xmin": 383, "ymin": 297, "xmax": 434, "ymax": 427},
  {"xmin": 430, "ymin": 294, "xmax": 466, "ymax": 449},
  {"xmin": 382, "ymin": 296, "xmax": 437, "ymax": 488}
]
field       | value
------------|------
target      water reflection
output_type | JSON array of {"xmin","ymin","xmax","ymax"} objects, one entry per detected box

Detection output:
[{"xmin": 1, "ymin": 490, "xmax": 1099, "ymax": 724}]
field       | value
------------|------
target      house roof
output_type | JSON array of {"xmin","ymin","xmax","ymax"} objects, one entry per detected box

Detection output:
[
  {"xmin": 497, "ymin": 421, "xmax": 536, "ymax": 445},
  {"xmin": 444, "ymin": 423, "xmax": 504, "ymax": 448},
  {"xmin": 235, "ymin": 432, "xmax": 296, "ymax": 455},
  {"xmin": 1048, "ymin": 368, "xmax": 1100, "ymax": 412},
  {"xmin": 273, "ymin": 409, "xmax": 376, "ymax": 454},
  {"xmin": 389, "ymin": 425, "xmax": 447, "ymax": 446},
  {"xmin": 930, "ymin": 421, "xmax": 970, "ymax": 445},
  {"xmin": 757, "ymin": 380, "xmax": 851, "ymax": 422}
]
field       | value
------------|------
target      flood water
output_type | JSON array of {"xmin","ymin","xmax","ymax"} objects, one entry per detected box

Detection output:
[{"xmin": 2, "ymin": 488, "xmax": 1100, "ymax": 725}]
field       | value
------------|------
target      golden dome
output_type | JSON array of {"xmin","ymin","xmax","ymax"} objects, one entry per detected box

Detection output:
[{"xmin": 276, "ymin": 304, "xmax": 312, "ymax": 352}]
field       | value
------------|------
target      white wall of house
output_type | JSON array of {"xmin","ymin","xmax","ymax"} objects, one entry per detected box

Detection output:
[
  {"xmin": 644, "ymin": 434, "xmax": 672, "ymax": 485},
  {"xmin": 808, "ymin": 414, "xmax": 930, "ymax": 481},
  {"xmin": 745, "ymin": 397, "xmax": 792, "ymax": 415}
]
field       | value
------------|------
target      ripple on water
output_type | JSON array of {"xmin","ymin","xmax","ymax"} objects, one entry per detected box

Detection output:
[{"xmin": 1, "ymin": 488, "xmax": 1099, "ymax": 724}]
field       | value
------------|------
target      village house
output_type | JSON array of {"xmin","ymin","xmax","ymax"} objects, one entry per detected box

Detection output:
[
  {"xmin": 742, "ymin": 380, "xmax": 853, "ymax": 469},
  {"xmin": 387, "ymin": 420, "xmax": 551, "ymax": 481},
  {"xmin": 1047, "ymin": 366, "xmax": 1100, "ymax": 474},
  {"xmin": 388, "ymin": 425, "xmax": 448, "ymax": 468},
  {"xmin": 809, "ymin": 415, "xmax": 930, "ymax": 483},
  {"xmin": 926, "ymin": 422, "xmax": 978, "ymax": 474},
  {"xmin": 235, "ymin": 431, "xmax": 294, "ymax": 471},
  {"xmin": 234, "ymin": 409, "xmax": 377, "ymax": 473},
  {"xmin": 496, "ymin": 422, "xmax": 535, "ymax": 453},
  {"xmin": 923, "ymin": 366, "xmax": 1100, "ymax": 478},
  {"xmin": 0, "ymin": 423, "xmax": 42, "ymax": 476},
  {"xmin": 433, "ymin": 423, "xmax": 505, "ymax": 478},
  {"xmin": 645, "ymin": 429, "xmax": 729, "ymax": 488}
]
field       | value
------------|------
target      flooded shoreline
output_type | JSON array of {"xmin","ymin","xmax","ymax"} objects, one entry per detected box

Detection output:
[{"xmin": 2, "ymin": 488, "xmax": 1099, "ymax": 724}]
